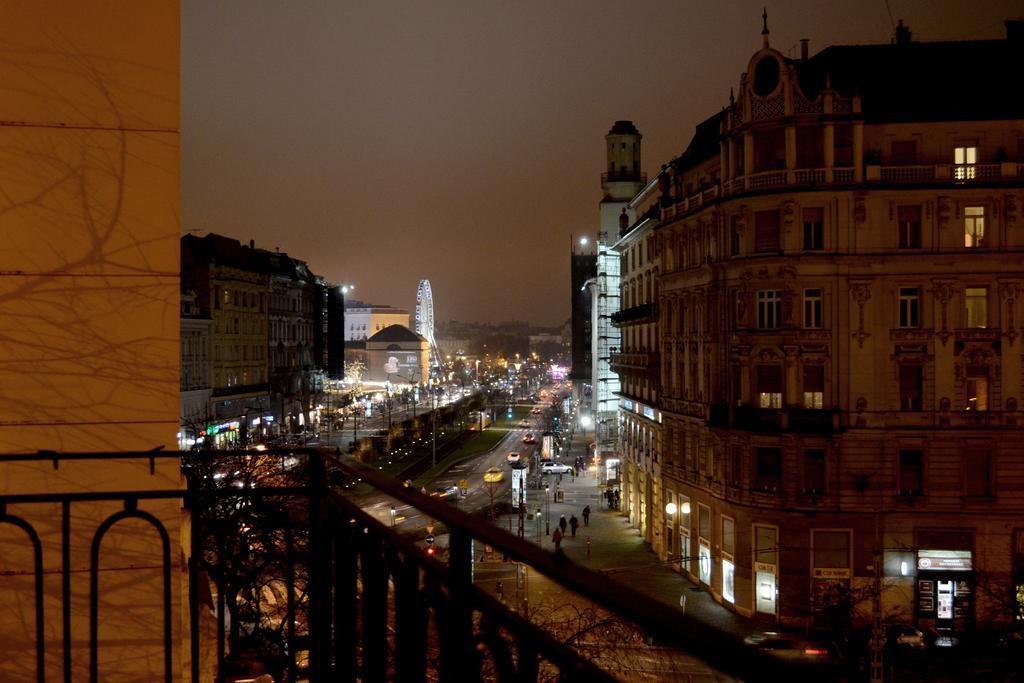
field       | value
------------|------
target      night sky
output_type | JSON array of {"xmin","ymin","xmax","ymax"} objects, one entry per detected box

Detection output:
[{"xmin": 182, "ymin": 0, "xmax": 1016, "ymax": 327}]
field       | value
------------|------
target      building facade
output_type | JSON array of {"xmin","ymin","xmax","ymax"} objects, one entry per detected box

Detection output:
[
  {"xmin": 181, "ymin": 290, "xmax": 213, "ymax": 447},
  {"xmin": 344, "ymin": 302, "xmax": 410, "ymax": 341},
  {"xmin": 637, "ymin": 21, "xmax": 1024, "ymax": 635},
  {"xmin": 612, "ymin": 195, "xmax": 663, "ymax": 548},
  {"xmin": 364, "ymin": 325, "xmax": 431, "ymax": 385}
]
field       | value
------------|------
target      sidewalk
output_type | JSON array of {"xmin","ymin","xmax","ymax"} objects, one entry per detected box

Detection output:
[{"xmin": 499, "ymin": 426, "xmax": 762, "ymax": 642}]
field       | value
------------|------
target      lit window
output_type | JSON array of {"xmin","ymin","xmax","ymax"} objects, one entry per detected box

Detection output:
[
  {"xmin": 954, "ymin": 146, "xmax": 977, "ymax": 180},
  {"xmin": 803, "ymin": 365, "xmax": 824, "ymax": 409},
  {"xmin": 898, "ymin": 287, "xmax": 920, "ymax": 328},
  {"xmin": 965, "ymin": 287, "xmax": 988, "ymax": 328},
  {"xmin": 803, "ymin": 288, "xmax": 823, "ymax": 329},
  {"xmin": 964, "ymin": 206, "xmax": 985, "ymax": 247},
  {"xmin": 757, "ymin": 290, "xmax": 781, "ymax": 329},
  {"xmin": 965, "ymin": 366, "xmax": 989, "ymax": 411},
  {"xmin": 757, "ymin": 365, "xmax": 783, "ymax": 409}
]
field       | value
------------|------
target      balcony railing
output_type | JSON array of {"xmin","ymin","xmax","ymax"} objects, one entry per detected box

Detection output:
[
  {"xmin": 662, "ymin": 162, "xmax": 1024, "ymax": 223},
  {"xmin": 0, "ymin": 449, "xmax": 827, "ymax": 683},
  {"xmin": 609, "ymin": 302, "xmax": 658, "ymax": 326},
  {"xmin": 601, "ymin": 170, "xmax": 648, "ymax": 184},
  {"xmin": 707, "ymin": 405, "xmax": 835, "ymax": 434}
]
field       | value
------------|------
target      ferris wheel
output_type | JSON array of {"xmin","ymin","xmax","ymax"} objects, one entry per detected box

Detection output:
[{"xmin": 415, "ymin": 279, "xmax": 440, "ymax": 370}]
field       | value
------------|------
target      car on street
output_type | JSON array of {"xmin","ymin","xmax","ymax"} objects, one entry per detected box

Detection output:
[
  {"xmin": 540, "ymin": 462, "xmax": 571, "ymax": 475},
  {"xmin": 483, "ymin": 467, "xmax": 504, "ymax": 483},
  {"xmin": 522, "ymin": 433, "xmax": 536, "ymax": 444},
  {"xmin": 506, "ymin": 451, "xmax": 521, "ymax": 463},
  {"xmin": 530, "ymin": 407, "xmax": 542, "ymax": 415},
  {"xmin": 430, "ymin": 484, "xmax": 459, "ymax": 500},
  {"xmin": 743, "ymin": 632, "xmax": 833, "ymax": 662}
]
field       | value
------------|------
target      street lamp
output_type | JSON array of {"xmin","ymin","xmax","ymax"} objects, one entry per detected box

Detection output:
[
  {"xmin": 680, "ymin": 500, "xmax": 691, "ymax": 515},
  {"xmin": 579, "ymin": 236, "xmax": 589, "ymax": 246},
  {"xmin": 665, "ymin": 501, "xmax": 677, "ymax": 516},
  {"xmin": 389, "ymin": 505, "xmax": 396, "ymax": 528},
  {"xmin": 536, "ymin": 507, "xmax": 542, "ymax": 543}
]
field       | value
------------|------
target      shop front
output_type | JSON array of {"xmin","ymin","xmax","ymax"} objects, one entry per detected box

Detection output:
[{"xmin": 915, "ymin": 549, "xmax": 974, "ymax": 631}]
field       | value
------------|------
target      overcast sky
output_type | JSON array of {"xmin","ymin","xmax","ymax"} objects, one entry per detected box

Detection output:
[{"xmin": 182, "ymin": 0, "xmax": 1017, "ymax": 327}]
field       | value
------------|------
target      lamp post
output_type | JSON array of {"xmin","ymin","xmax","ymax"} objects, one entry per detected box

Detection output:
[
  {"xmin": 536, "ymin": 506, "xmax": 542, "ymax": 543},
  {"xmin": 544, "ymin": 484, "xmax": 550, "ymax": 536},
  {"xmin": 390, "ymin": 505, "xmax": 396, "ymax": 528}
]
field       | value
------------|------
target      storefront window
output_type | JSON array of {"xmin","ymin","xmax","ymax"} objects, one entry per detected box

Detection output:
[{"xmin": 722, "ymin": 559, "xmax": 736, "ymax": 603}]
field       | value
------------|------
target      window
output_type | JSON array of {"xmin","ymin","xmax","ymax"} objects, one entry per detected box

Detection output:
[
  {"xmin": 899, "ymin": 364, "xmax": 923, "ymax": 411},
  {"xmin": 802, "ymin": 208, "xmax": 824, "ymax": 250},
  {"xmin": 214, "ymin": 286, "xmax": 221, "ymax": 309},
  {"xmin": 965, "ymin": 443, "xmax": 992, "ymax": 497},
  {"xmin": 757, "ymin": 365, "xmax": 783, "ymax": 409},
  {"xmin": 698, "ymin": 504, "xmax": 711, "ymax": 539},
  {"xmin": 804, "ymin": 449, "xmax": 826, "ymax": 493},
  {"xmin": 754, "ymin": 210, "xmax": 780, "ymax": 252},
  {"xmin": 964, "ymin": 206, "xmax": 985, "ymax": 247},
  {"xmin": 897, "ymin": 205, "xmax": 921, "ymax": 249},
  {"xmin": 727, "ymin": 446, "xmax": 742, "ymax": 486},
  {"xmin": 757, "ymin": 289, "xmax": 781, "ymax": 329},
  {"xmin": 898, "ymin": 287, "xmax": 920, "ymax": 328},
  {"xmin": 965, "ymin": 287, "xmax": 988, "ymax": 328},
  {"xmin": 803, "ymin": 288, "xmax": 823, "ymax": 329},
  {"xmin": 803, "ymin": 365, "xmax": 824, "ymax": 408},
  {"xmin": 722, "ymin": 517, "xmax": 735, "ymax": 555},
  {"xmin": 965, "ymin": 366, "xmax": 989, "ymax": 411},
  {"xmin": 755, "ymin": 447, "xmax": 782, "ymax": 490},
  {"xmin": 899, "ymin": 449, "xmax": 924, "ymax": 495},
  {"xmin": 812, "ymin": 530, "xmax": 851, "ymax": 570},
  {"xmin": 954, "ymin": 146, "xmax": 977, "ymax": 180},
  {"xmin": 730, "ymin": 215, "xmax": 741, "ymax": 255}
]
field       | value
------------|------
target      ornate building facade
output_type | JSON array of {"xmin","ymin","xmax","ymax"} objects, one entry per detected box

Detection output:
[{"xmin": 634, "ymin": 20, "xmax": 1024, "ymax": 634}]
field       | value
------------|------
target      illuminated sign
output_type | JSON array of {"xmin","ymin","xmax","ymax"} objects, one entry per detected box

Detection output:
[
  {"xmin": 812, "ymin": 568, "xmax": 852, "ymax": 579},
  {"xmin": 511, "ymin": 467, "xmax": 525, "ymax": 508},
  {"xmin": 917, "ymin": 549, "xmax": 972, "ymax": 571},
  {"xmin": 622, "ymin": 399, "xmax": 635, "ymax": 410}
]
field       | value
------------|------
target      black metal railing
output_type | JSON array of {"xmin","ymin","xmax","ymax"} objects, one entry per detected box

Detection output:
[
  {"xmin": 0, "ymin": 449, "xmax": 833, "ymax": 682},
  {"xmin": 609, "ymin": 302, "xmax": 658, "ymax": 326}
]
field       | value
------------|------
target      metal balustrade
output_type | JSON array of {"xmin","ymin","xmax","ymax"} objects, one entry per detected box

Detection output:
[{"xmin": 0, "ymin": 449, "xmax": 830, "ymax": 683}]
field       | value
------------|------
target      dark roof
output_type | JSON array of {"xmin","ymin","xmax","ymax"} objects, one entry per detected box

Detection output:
[
  {"xmin": 368, "ymin": 325, "xmax": 424, "ymax": 343},
  {"xmin": 608, "ymin": 120, "xmax": 639, "ymax": 135},
  {"xmin": 181, "ymin": 233, "xmax": 318, "ymax": 282},
  {"xmin": 673, "ymin": 112, "xmax": 724, "ymax": 170},
  {"xmin": 795, "ymin": 38, "xmax": 1024, "ymax": 123}
]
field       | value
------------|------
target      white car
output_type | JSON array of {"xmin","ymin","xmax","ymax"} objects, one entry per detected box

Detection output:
[
  {"xmin": 507, "ymin": 451, "xmax": 521, "ymax": 463},
  {"xmin": 540, "ymin": 462, "xmax": 571, "ymax": 475}
]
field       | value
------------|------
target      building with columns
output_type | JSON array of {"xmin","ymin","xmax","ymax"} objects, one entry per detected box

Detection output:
[{"xmin": 630, "ymin": 18, "xmax": 1024, "ymax": 635}]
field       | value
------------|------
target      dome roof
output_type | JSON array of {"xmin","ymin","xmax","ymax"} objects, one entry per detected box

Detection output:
[{"xmin": 368, "ymin": 324, "xmax": 425, "ymax": 343}]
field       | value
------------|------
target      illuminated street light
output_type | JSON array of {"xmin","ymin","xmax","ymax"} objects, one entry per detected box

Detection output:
[
  {"xmin": 680, "ymin": 501, "xmax": 691, "ymax": 515},
  {"xmin": 389, "ymin": 505, "xmax": 396, "ymax": 527},
  {"xmin": 579, "ymin": 236, "xmax": 589, "ymax": 246},
  {"xmin": 340, "ymin": 283, "xmax": 355, "ymax": 295},
  {"xmin": 665, "ymin": 501, "xmax": 677, "ymax": 516}
]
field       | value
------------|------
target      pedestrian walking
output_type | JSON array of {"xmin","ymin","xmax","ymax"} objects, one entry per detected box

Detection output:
[
  {"xmin": 606, "ymin": 489, "xmax": 614, "ymax": 509},
  {"xmin": 582, "ymin": 505, "xmax": 590, "ymax": 526},
  {"xmin": 559, "ymin": 514, "xmax": 567, "ymax": 534},
  {"xmin": 552, "ymin": 527, "xmax": 563, "ymax": 550},
  {"xmin": 614, "ymin": 489, "xmax": 621, "ymax": 509},
  {"xmin": 569, "ymin": 514, "xmax": 579, "ymax": 537}
]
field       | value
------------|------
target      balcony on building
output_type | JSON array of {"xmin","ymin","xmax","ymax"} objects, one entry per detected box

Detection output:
[{"xmin": 610, "ymin": 302, "xmax": 659, "ymax": 327}]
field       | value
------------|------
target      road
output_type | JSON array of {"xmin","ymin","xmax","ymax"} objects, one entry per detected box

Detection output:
[{"xmin": 360, "ymin": 387, "xmax": 570, "ymax": 534}]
